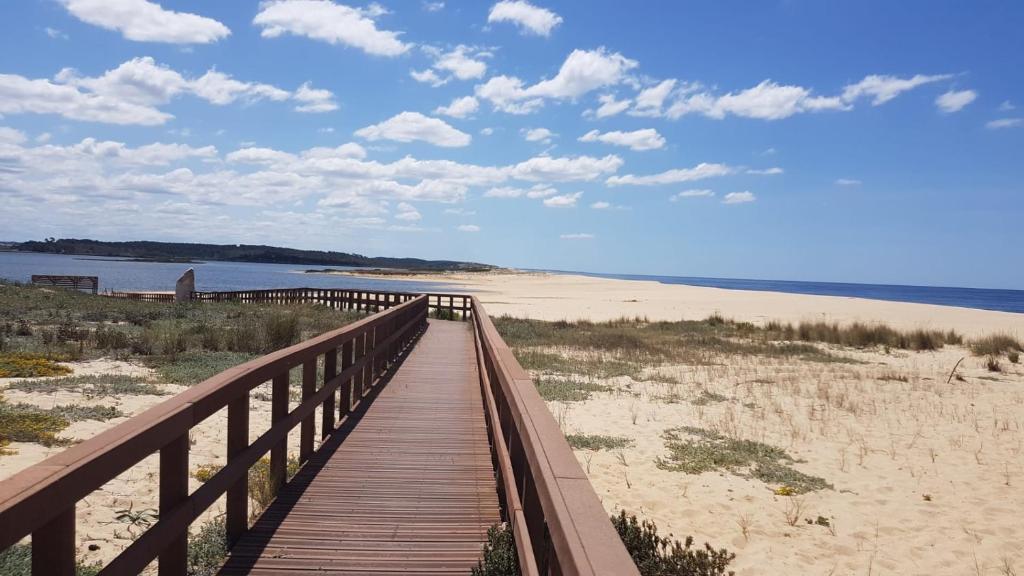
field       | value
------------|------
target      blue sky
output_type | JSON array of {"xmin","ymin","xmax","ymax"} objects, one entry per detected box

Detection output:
[{"xmin": 0, "ymin": 1, "xmax": 1021, "ymax": 288}]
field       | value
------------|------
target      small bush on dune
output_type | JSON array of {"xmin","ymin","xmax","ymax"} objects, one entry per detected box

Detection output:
[
  {"xmin": 0, "ymin": 352, "xmax": 71, "ymax": 378},
  {"xmin": 612, "ymin": 511, "xmax": 735, "ymax": 576},
  {"xmin": 0, "ymin": 398, "xmax": 70, "ymax": 446},
  {"xmin": 0, "ymin": 543, "xmax": 101, "ymax": 576},
  {"xmin": 187, "ymin": 518, "xmax": 228, "ymax": 576},
  {"xmin": 471, "ymin": 523, "xmax": 518, "ymax": 576}
]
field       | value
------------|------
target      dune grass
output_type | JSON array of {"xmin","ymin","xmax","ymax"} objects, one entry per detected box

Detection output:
[
  {"xmin": 6, "ymin": 374, "xmax": 166, "ymax": 397},
  {"xmin": 566, "ymin": 434, "xmax": 633, "ymax": 451},
  {"xmin": 969, "ymin": 334, "xmax": 1024, "ymax": 357},
  {"xmin": 657, "ymin": 426, "xmax": 831, "ymax": 494},
  {"xmin": 0, "ymin": 282, "xmax": 365, "ymax": 363}
]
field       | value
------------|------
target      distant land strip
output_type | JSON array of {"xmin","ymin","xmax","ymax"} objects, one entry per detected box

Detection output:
[{"xmin": 8, "ymin": 238, "xmax": 495, "ymax": 271}]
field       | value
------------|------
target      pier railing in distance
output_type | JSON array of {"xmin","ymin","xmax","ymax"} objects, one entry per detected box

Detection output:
[
  {"xmin": 0, "ymin": 295, "xmax": 428, "ymax": 575},
  {"xmin": 471, "ymin": 295, "xmax": 640, "ymax": 575},
  {"xmin": 106, "ymin": 287, "xmax": 472, "ymax": 319}
]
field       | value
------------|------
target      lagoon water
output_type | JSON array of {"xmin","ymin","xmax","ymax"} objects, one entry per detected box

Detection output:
[
  {"xmin": 0, "ymin": 252, "xmax": 451, "ymax": 294},
  {"xmin": 2, "ymin": 252, "xmax": 1022, "ymax": 314}
]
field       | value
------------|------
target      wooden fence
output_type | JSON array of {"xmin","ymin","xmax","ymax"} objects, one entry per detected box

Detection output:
[
  {"xmin": 471, "ymin": 296, "xmax": 640, "ymax": 575},
  {"xmin": 105, "ymin": 287, "xmax": 472, "ymax": 320},
  {"xmin": 30, "ymin": 275, "xmax": 98, "ymax": 294},
  {"xmin": 0, "ymin": 295, "xmax": 428, "ymax": 575}
]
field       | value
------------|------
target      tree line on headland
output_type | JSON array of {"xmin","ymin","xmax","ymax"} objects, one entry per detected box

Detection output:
[{"xmin": 10, "ymin": 238, "xmax": 495, "ymax": 271}]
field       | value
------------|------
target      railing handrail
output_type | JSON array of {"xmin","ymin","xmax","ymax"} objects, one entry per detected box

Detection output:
[
  {"xmin": 471, "ymin": 296, "xmax": 640, "ymax": 576},
  {"xmin": 0, "ymin": 294, "xmax": 429, "ymax": 574}
]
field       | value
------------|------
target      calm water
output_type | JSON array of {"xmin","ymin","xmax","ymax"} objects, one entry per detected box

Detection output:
[
  {"xmin": 559, "ymin": 271, "xmax": 1024, "ymax": 314},
  {"xmin": 0, "ymin": 252, "xmax": 455, "ymax": 294},
  {"xmin": 3, "ymin": 252, "xmax": 1022, "ymax": 314}
]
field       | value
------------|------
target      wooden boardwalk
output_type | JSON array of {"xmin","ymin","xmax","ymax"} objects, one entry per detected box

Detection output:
[{"xmin": 219, "ymin": 320, "xmax": 500, "ymax": 575}]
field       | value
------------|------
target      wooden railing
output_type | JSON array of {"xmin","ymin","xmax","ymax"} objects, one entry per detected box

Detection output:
[
  {"xmin": 471, "ymin": 296, "xmax": 640, "ymax": 576},
  {"xmin": 31, "ymin": 275, "xmax": 99, "ymax": 294},
  {"xmin": 0, "ymin": 295, "xmax": 428, "ymax": 575},
  {"xmin": 105, "ymin": 287, "xmax": 473, "ymax": 319}
]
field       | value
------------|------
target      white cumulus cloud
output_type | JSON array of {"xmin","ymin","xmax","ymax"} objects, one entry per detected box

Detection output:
[
  {"xmin": 607, "ymin": 162, "xmax": 733, "ymax": 186},
  {"xmin": 985, "ymin": 118, "xmax": 1022, "ymax": 129},
  {"xmin": 670, "ymin": 189, "xmax": 714, "ymax": 201},
  {"xmin": 722, "ymin": 191, "xmax": 756, "ymax": 204},
  {"xmin": 434, "ymin": 96, "xmax": 479, "ymax": 118},
  {"xmin": 579, "ymin": 128, "xmax": 665, "ymax": 151},
  {"xmin": 841, "ymin": 74, "xmax": 952, "ymax": 106},
  {"xmin": 543, "ymin": 191, "xmax": 582, "ymax": 207},
  {"xmin": 60, "ymin": 0, "xmax": 230, "ymax": 44},
  {"xmin": 522, "ymin": 127, "xmax": 555, "ymax": 143},
  {"xmin": 254, "ymin": 0, "xmax": 411, "ymax": 57},
  {"xmin": 487, "ymin": 1, "xmax": 562, "ymax": 36},
  {"xmin": 355, "ymin": 112, "xmax": 471, "ymax": 147},
  {"xmin": 457, "ymin": 224, "xmax": 480, "ymax": 232},
  {"xmin": 476, "ymin": 48, "xmax": 637, "ymax": 114},
  {"xmin": 394, "ymin": 202, "xmax": 422, "ymax": 221},
  {"xmin": 293, "ymin": 82, "xmax": 338, "ymax": 113},
  {"xmin": 935, "ymin": 89, "xmax": 977, "ymax": 113}
]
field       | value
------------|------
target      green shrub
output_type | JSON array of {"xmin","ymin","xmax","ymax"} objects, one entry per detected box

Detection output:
[
  {"xmin": 0, "ymin": 543, "xmax": 101, "ymax": 576},
  {"xmin": 187, "ymin": 518, "xmax": 228, "ymax": 576},
  {"xmin": 151, "ymin": 351, "xmax": 258, "ymax": 385},
  {"xmin": 657, "ymin": 427, "xmax": 831, "ymax": 494},
  {"xmin": 471, "ymin": 523, "xmax": 518, "ymax": 576},
  {"xmin": 566, "ymin": 434, "xmax": 633, "ymax": 451},
  {"xmin": 1010, "ymin": 351, "xmax": 1020, "ymax": 364},
  {"xmin": 7, "ymin": 374, "xmax": 165, "ymax": 397},
  {"xmin": 0, "ymin": 353, "xmax": 71, "ymax": 377},
  {"xmin": 611, "ymin": 511, "xmax": 734, "ymax": 576},
  {"xmin": 249, "ymin": 455, "xmax": 302, "ymax": 513},
  {"xmin": 0, "ymin": 397, "xmax": 70, "ymax": 446}
]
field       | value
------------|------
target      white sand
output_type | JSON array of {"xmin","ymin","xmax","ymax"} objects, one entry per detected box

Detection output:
[{"xmin": 343, "ymin": 270, "xmax": 1024, "ymax": 338}]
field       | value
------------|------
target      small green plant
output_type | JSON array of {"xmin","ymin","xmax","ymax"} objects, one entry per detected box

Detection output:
[
  {"xmin": 692, "ymin": 389, "xmax": 727, "ymax": 406},
  {"xmin": 611, "ymin": 510, "xmax": 735, "ymax": 576},
  {"xmin": 0, "ymin": 396, "xmax": 71, "ymax": 447},
  {"xmin": 249, "ymin": 455, "xmax": 302, "ymax": 513},
  {"xmin": 187, "ymin": 517, "xmax": 228, "ymax": 576},
  {"xmin": 471, "ymin": 523, "xmax": 519, "ymax": 576},
  {"xmin": 1009, "ymin": 351, "xmax": 1020, "ymax": 364},
  {"xmin": 192, "ymin": 464, "xmax": 223, "ymax": 483},
  {"xmin": 0, "ymin": 353, "xmax": 71, "ymax": 377},
  {"xmin": 7, "ymin": 374, "xmax": 165, "ymax": 397},
  {"xmin": 566, "ymin": 434, "xmax": 633, "ymax": 451},
  {"xmin": 656, "ymin": 427, "xmax": 831, "ymax": 494},
  {"xmin": 986, "ymin": 356, "xmax": 1002, "ymax": 372},
  {"xmin": 110, "ymin": 502, "xmax": 159, "ymax": 537},
  {"xmin": 534, "ymin": 377, "xmax": 612, "ymax": 402},
  {"xmin": 150, "ymin": 350, "xmax": 258, "ymax": 385},
  {"xmin": 0, "ymin": 543, "xmax": 101, "ymax": 576}
]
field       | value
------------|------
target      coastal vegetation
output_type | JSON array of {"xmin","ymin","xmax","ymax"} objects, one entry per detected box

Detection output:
[
  {"xmin": 13, "ymin": 238, "xmax": 493, "ymax": 271},
  {"xmin": 0, "ymin": 282, "xmax": 365, "ymax": 453}
]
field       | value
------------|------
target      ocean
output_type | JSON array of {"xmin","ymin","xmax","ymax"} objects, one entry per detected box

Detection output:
[
  {"xmin": 2, "ymin": 252, "xmax": 1021, "ymax": 314},
  {"xmin": 557, "ymin": 271, "xmax": 1024, "ymax": 314}
]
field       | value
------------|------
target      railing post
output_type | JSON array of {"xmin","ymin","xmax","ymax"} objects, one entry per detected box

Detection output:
[
  {"xmin": 32, "ymin": 507, "xmax": 75, "ymax": 576},
  {"xmin": 357, "ymin": 331, "xmax": 368, "ymax": 398},
  {"xmin": 340, "ymin": 339, "xmax": 353, "ymax": 420},
  {"xmin": 270, "ymin": 373, "xmax": 289, "ymax": 495},
  {"xmin": 159, "ymin": 433, "xmax": 189, "ymax": 576},
  {"xmin": 300, "ymin": 359, "xmax": 316, "ymax": 463},
  {"xmin": 226, "ymin": 394, "xmax": 249, "ymax": 545},
  {"xmin": 322, "ymin": 348, "xmax": 337, "ymax": 439}
]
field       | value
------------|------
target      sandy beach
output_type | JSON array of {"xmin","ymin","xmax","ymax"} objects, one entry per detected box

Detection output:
[{"xmin": 331, "ymin": 270, "xmax": 1024, "ymax": 338}]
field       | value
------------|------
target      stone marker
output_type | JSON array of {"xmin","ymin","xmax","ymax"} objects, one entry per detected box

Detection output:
[{"xmin": 175, "ymin": 268, "xmax": 195, "ymax": 303}]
